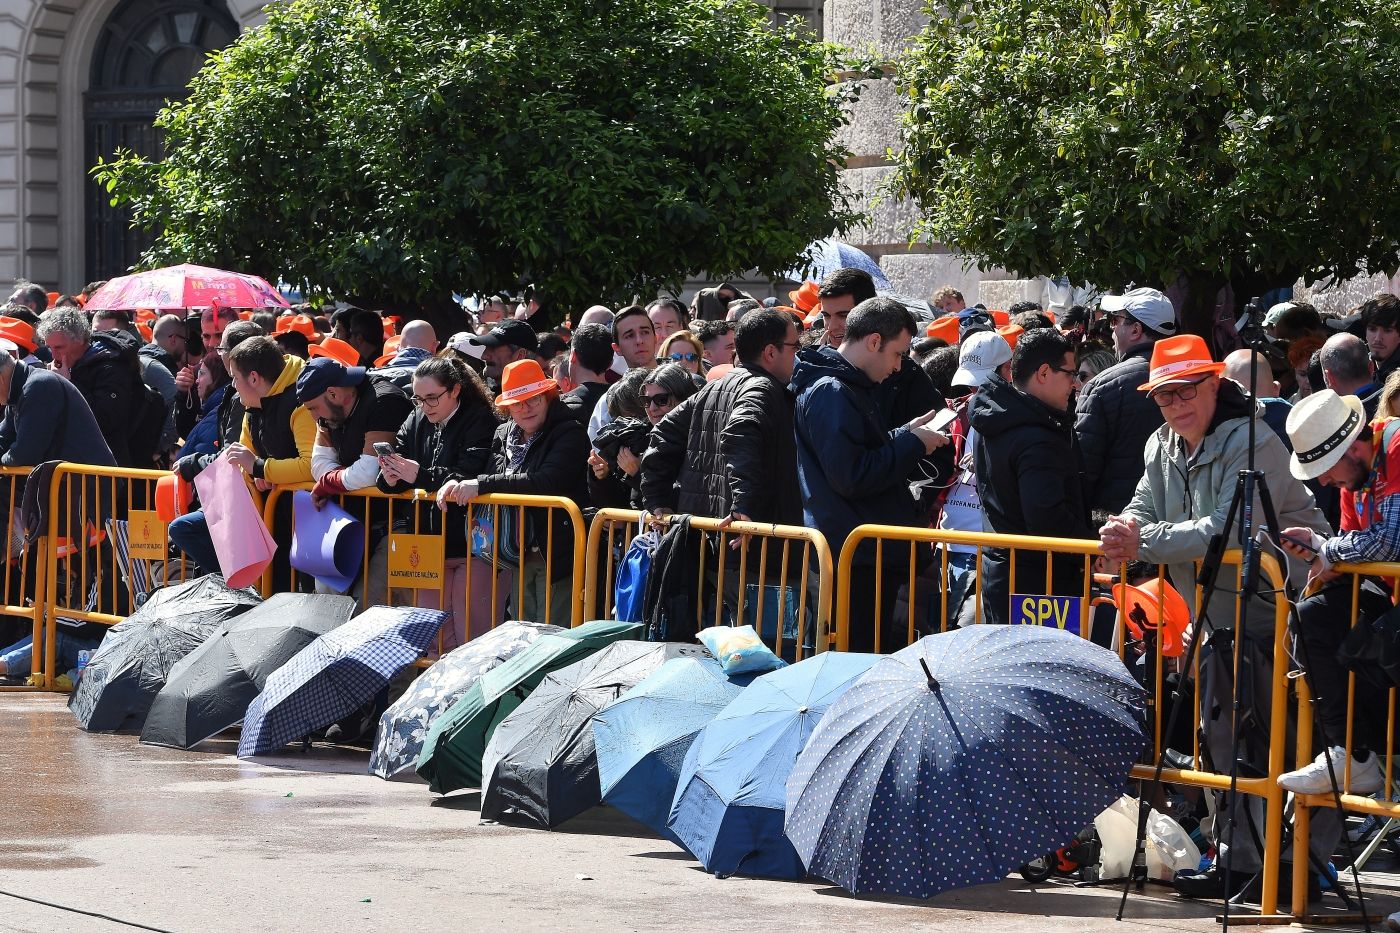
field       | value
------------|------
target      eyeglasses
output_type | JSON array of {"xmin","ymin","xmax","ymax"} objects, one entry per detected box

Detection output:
[
  {"xmin": 642, "ymin": 392, "xmax": 672, "ymax": 409},
  {"xmin": 411, "ymin": 389, "xmax": 448, "ymax": 406},
  {"xmin": 1051, "ymin": 366, "xmax": 1078, "ymax": 378},
  {"xmin": 667, "ymin": 352, "xmax": 698, "ymax": 363},
  {"xmin": 1151, "ymin": 377, "xmax": 1208, "ymax": 407},
  {"xmin": 1107, "ymin": 313, "xmax": 1136, "ymax": 329},
  {"xmin": 779, "ymin": 341, "xmax": 801, "ymax": 351}
]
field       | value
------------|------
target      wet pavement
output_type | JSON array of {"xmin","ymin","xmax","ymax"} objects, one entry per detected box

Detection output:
[{"xmin": 0, "ymin": 694, "xmax": 1395, "ymax": 932}]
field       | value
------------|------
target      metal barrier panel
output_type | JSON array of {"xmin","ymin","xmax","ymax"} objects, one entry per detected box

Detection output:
[
  {"xmin": 1289, "ymin": 560, "xmax": 1400, "ymax": 923},
  {"xmin": 260, "ymin": 486, "xmax": 586, "ymax": 660},
  {"xmin": 41, "ymin": 463, "xmax": 195, "ymax": 690},
  {"xmin": 584, "ymin": 508, "xmax": 834, "ymax": 660},
  {"xmin": 836, "ymin": 524, "xmax": 1290, "ymax": 916},
  {"xmin": 0, "ymin": 466, "xmax": 45, "ymax": 690}
]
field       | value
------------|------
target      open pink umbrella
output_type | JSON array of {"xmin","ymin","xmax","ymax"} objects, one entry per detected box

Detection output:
[{"xmin": 83, "ymin": 263, "xmax": 291, "ymax": 311}]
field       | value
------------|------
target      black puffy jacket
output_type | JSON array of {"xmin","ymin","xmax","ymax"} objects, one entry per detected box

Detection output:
[
  {"xmin": 1074, "ymin": 344, "xmax": 1164, "ymax": 514},
  {"xmin": 970, "ymin": 374, "xmax": 1094, "ymax": 625},
  {"xmin": 379, "ymin": 400, "xmax": 501, "ymax": 557},
  {"xmin": 478, "ymin": 400, "xmax": 590, "ymax": 578},
  {"xmin": 640, "ymin": 362, "xmax": 802, "ymax": 525}
]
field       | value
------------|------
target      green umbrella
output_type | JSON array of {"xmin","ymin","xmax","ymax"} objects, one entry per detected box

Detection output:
[{"xmin": 415, "ymin": 620, "xmax": 642, "ymax": 793}]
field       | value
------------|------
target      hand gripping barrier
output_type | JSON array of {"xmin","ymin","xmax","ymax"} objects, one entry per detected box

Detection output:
[
  {"xmin": 260, "ymin": 485, "xmax": 586, "ymax": 660},
  {"xmin": 836, "ymin": 524, "xmax": 1292, "ymax": 918},
  {"xmin": 584, "ymin": 508, "xmax": 834, "ymax": 660}
]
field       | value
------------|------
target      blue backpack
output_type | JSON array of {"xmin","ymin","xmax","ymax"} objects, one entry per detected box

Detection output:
[{"xmin": 613, "ymin": 530, "xmax": 658, "ymax": 623}]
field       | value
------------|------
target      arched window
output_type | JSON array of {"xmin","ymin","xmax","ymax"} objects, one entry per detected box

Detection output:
[{"xmin": 85, "ymin": 0, "xmax": 238, "ymax": 282}]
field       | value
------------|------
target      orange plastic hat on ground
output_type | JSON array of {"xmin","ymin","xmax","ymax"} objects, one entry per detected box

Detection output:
[
  {"xmin": 495, "ymin": 359, "xmax": 556, "ymax": 407},
  {"xmin": 308, "ymin": 336, "xmax": 360, "ymax": 368},
  {"xmin": 1112, "ymin": 577, "xmax": 1190, "ymax": 657}
]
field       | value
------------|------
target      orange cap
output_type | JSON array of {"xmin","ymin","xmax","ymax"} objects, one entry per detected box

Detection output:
[
  {"xmin": 1137, "ymin": 334, "xmax": 1225, "ymax": 393},
  {"xmin": 274, "ymin": 313, "xmax": 317, "ymax": 340},
  {"xmin": 926, "ymin": 316, "xmax": 960, "ymax": 343},
  {"xmin": 308, "ymin": 336, "xmax": 360, "ymax": 368},
  {"xmin": 1113, "ymin": 577, "xmax": 1190, "ymax": 657},
  {"xmin": 788, "ymin": 281, "xmax": 821, "ymax": 314},
  {"xmin": 996, "ymin": 323, "xmax": 1024, "ymax": 350},
  {"xmin": 495, "ymin": 359, "xmax": 556, "ymax": 407},
  {"xmin": 0, "ymin": 316, "xmax": 38, "ymax": 353}
]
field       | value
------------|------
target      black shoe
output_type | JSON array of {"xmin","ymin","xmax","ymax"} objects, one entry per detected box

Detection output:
[
  {"xmin": 1173, "ymin": 863, "xmax": 1253, "ymax": 900},
  {"xmin": 1229, "ymin": 863, "xmax": 1320, "ymax": 913}
]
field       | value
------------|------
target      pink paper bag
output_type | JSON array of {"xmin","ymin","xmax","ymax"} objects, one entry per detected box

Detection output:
[{"xmin": 194, "ymin": 455, "xmax": 277, "ymax": 588}]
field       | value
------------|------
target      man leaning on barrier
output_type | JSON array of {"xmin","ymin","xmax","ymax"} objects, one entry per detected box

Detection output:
[
  {"xmin": 1278, "ymin": 389, "xmax": 1398, "ymax": 797},
  {"xmin": 1099, "ymin": 335, "xmax": 1333, "ymax": 908}
]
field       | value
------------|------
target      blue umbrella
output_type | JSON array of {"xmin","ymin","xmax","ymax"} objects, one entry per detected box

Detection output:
[
  {"xmin": 784, "ymin": 626, "xmax": 1146, "ymax": 899},
  {"xmin": 592, "ymin": 656, "xmax": 752, "ymax": 841},
  {"xmin": 669, "ymin": 651, "xmax": 880, "ymax": 879},
  {"xmin": 785, "ymin": 239, "xmax": 891, "ymax": 292},
  {"xmin": 238, "ymin": 606, "xmax": 447, "ymax": 757}
]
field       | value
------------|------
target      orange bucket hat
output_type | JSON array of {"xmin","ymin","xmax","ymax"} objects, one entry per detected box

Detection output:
[
  {"xmin": 996, "ymin": 323, "xmax": 1024, "ymax": 351},
  {"xmin": 926, "ymin": 316, "xmax": 960, "ymax": 343},
  {"xmin": 309, "ymin": 336, "xmax": 360, "ymax": 368},
  {"xmin": 374, "ymin": 335, "xmax": 402, "ymax": 367},
  {"xmin": 495, "ymin": 359, "xmax": 557, "ymax": 407},
  {"xmin": 275, "ymin": 313, "xmax": 318, "ymax": 340},
  {"xmin": 0, "ymin": 316, "xmax": 38, "ymax": 353},
  {"xmin": 1137, "ymin": 334, "xmax": 1225, "ymax": 394},
  {"xmin": 788, "ymin": 281, "xmax": 821, "ymax": 314},
  {"xmin": 1112, "ymin": 577, "xmax": 1190, "ymax": 657}
]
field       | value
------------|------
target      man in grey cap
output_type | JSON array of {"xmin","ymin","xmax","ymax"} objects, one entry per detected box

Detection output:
[{"xmin": 1074, "ymin": 287, "xmax": 1178, "ymax": 514}]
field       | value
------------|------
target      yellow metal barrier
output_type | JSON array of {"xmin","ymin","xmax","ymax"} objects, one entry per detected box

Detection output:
[
  {"xmin": 40, "ymin": 463, "xmax": 195, "ymax": 690},
  {"xmin": 0, "ymin": 466, "xmax": 46, "ymax": 690},
  {"xmin": 835, "ymin": 524, "xmax": 1291, "ymax": 917},
  {"xmin": 584, "ymin": 508, "xmax": 834, "ymax": 660},
  {"xmin": 260, "ymin": 485, "xmax": 587, "ymax": 655}
]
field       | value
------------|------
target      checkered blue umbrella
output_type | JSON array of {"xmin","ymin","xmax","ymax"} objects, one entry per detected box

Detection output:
[
  {"xmin": 784, "ymin": 626, "xmax": 1146, "ymax": 899},
  {"xmin": 238, "ymin": 606, "xmax": 446, "ymax": 757}
]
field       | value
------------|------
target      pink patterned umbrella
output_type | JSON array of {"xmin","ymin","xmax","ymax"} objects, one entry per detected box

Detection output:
[{"xmin": 83, "ymin": 263, "xmax": 291, "ymax": 311}]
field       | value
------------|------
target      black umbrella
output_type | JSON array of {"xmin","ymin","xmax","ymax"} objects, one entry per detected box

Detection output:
[
  {"xmin": 140, "ymin": 593, "xmax": 357, "ymax": 749},
  {"xmin": 68, "ymin": 575, "xmax": 263, "ymax": 732},
  {"xmin": 479, "ymin": 641, "xmax": 708, "ymax": 828}
]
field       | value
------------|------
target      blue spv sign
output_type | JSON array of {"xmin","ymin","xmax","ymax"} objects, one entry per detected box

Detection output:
[{"xmin": 1010, "ymin": 594, "xmax": 1083, "ymax": 636}]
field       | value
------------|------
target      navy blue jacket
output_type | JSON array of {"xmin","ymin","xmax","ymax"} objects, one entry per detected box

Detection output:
[
  {"xmin": 791, "ymin": 347, "xmax": 925, "ymax": 565},
  {"xmin": 0, "ymin": 362, "xmax": 116, "ymax": 467}
]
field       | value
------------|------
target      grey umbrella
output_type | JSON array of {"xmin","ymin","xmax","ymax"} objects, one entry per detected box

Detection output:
[
  {"xmin": 140, "ymin": 593, "xmax": 357, "ymax": 749},
  {"xmin": 479, "ymin": 641, "xmax": 709, "ymax": 828},
  {"xmin": 68, "ymin": 575, "xmax": 263, "ymax": 732}
]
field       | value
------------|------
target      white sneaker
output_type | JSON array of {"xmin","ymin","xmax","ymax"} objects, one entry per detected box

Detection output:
[{"xmin": 1278, "ymin": 746, "xmax": 1385, "ymax": 796}]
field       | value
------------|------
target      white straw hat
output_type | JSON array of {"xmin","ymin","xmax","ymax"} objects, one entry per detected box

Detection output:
[{"xmin": 1286, "ymin": 389, "xmax": 1366, "ymax": 480}]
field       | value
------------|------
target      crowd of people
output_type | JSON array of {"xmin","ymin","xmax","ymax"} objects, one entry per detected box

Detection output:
[{"xmin": 4, "ymin": 273, "xmax": 1400, "ymax": 912}]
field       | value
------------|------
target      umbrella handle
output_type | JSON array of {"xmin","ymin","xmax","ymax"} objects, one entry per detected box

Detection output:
[{"xmin": 918, "ymin": 657, "xmax": 940, "ymax": 692}]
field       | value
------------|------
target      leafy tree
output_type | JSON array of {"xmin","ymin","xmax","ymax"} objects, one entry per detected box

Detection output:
[
  {"xmin": 895, "ymin": 0, "xmax": 1400, "ymax": 345},
  {"xmin": 98, "ymin": 0, "xmax": 860, "ymax": 324}
]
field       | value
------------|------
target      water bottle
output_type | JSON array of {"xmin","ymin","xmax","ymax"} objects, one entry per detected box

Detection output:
[{"xmin": 75, "ymin": 650, "xmax": 91, "ymax": 685}]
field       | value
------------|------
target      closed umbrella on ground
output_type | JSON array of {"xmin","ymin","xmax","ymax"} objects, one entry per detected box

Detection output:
[
  {"xmin": 140, "ymin": 593, "xmax": 356, "ymax": 749},
  {"xmin": 669, "ymin": 651, "xmax": 879, "ymax": 879},
  {"xmin": 415, "ymin": 620, "xmax": 642, "ymax": 793},
  {"xmin": 784, "ymin": 625, "xmax": 1146, "ymax": 899},
  {"xmin": 68, "ymin": 575, "xmax": 262, "ymax": 732},
  {"xmin": 370, "ymin": 621, "xmax": 564, "ymax": 780},
  {"xmin": 480, "ymin": 641, "xmax": 708, "ymax": 828},
  {"xmin": 238, "ymin": 606, "xmax": 446, "ymax": 757},
  {"xmin": 592, "ymin": 655, "xmax": 754, "ymax": 842}
]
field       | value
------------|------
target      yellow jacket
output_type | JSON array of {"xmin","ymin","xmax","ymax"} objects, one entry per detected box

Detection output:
[{"xmin": 239, "ymin": 354, "xmax": 315, "ymax": 486}]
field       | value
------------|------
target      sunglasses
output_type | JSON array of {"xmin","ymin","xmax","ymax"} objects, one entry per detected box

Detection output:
[
  {"xmin": 666, "ymin": 352, "xmax": 698, "ymax": 363},
  {"xmin": 642, "ymin": 392, "xmax": 673, "ymax": 409}
]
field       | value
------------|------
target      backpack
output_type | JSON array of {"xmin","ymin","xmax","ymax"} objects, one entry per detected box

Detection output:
[
  {"xmin": 613, "ymin": 528, "xmax": 657, "ymax": 623},
  {"xmin": 90, "ymin": 329, "xmax": 168, "ymax": 466}
]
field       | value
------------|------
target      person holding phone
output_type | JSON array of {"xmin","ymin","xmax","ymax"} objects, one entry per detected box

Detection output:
[{"xmin": 379, "ymin": 355, "xmax": 501, "ymax": 648}]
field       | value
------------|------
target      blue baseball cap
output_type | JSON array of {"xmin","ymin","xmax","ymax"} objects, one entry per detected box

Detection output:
[{"xmin": 295, "ymin": 356, "xmax": 366, "ymax": 405}]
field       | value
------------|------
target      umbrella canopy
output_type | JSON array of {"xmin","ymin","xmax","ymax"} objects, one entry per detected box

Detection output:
[
  {"xmin": 237, "ymin": 606, "xmax": 446, "ymax": 757},
  {"xmin": 415, "ymin": 620, "xmax": 641, "ymax": 793},
  {"xmin": 784, "ymin": 239, "xmax": 892, "ymax": 292},
  {"xmin": 592, "ymin": 656, "xmax": 754, "ymax": 841},
  {"xmin": 83, "ymin": 264, "xmax": 290, "ymax": 311},
  {"xmin": 480, "ymin": 641, "xmax": 708, "ymax": 828},
  {"xmin": 140, "ymin": 594, "xmax": 357, "ymax": 749},
  {"xmin": 669, "ymin": 651, "xmax": 880, "ymax": 879},
  {"xmin": 68, "ymin": 575, "xmax": 262, "ymax": 732},
  {"xmin": 370, "ymin": 621, "xmax": 564, "ymax": 780},
  {"xmin": 784, "ymin": 625, "xmax": 1146, "ymax": 899}
]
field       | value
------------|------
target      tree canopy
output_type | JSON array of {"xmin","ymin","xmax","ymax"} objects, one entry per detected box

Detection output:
[
  {"xmin": 98, "ymin": 0, "xmax": 859, "ymax": 319},
  {"xmin": 894, "ymin": 0, "xmax": 1400, "ymax": 340}
]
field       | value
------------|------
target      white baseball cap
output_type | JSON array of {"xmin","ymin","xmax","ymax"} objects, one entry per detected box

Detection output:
[
  {"xmin": 952, "ymin": 331, "xmax": 1012, "ymax": 388},
  {"xmin": 447, "ymin": 331, "xmax": 486, "ymax": 361},
  {"xmin": 1100, "ymin": 288, "xmax": 1178, "ymax": 336}
]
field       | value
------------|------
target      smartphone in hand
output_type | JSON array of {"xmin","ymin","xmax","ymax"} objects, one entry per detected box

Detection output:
[{"xmin": 373, "ymin": 442, "xmax": 395, "ymax": 459}]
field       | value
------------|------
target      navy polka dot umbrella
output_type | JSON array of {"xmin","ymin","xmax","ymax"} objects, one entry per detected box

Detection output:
[{"xmin": 784, "ymin": 625, "xmax": 1146, "ymax": 899}]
